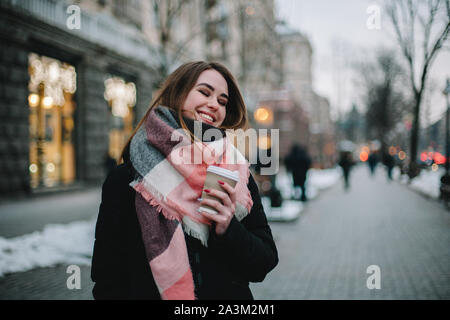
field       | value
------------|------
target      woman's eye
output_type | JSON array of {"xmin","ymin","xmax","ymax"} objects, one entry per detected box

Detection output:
[
  {"xmin": 219, "ymin": 100, "xmax": 227, "ymax": 106},
  {"xmin": 199, "ymin": 90, "xmax": 209, "ymax": 96}
]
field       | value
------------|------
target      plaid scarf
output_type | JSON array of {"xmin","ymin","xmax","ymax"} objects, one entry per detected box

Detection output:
[{"xmin": 129, "ymin": 106, "xmax": 253, "ymax": 300}]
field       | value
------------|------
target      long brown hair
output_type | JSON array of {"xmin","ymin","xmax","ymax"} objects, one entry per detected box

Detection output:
[{"xmin": 119, "ymin": 61, "xmax": 248, "ymax": 163}]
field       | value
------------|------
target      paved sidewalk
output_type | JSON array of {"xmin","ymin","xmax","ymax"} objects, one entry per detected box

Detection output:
[
  {"xmin": 0, "ymin": 265, "xmax": 93, "ymax": 300},
  {"xmin": 250, "ymin": 166, "xmax": 450, "ymax": 299}
]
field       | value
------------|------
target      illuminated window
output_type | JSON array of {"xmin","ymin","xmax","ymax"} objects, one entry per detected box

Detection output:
[
  {"xmin": 28, "ymin": 53, "xmax": 77, "ymax": 188},
  {"xmin": 104, "ymin": 77, "xmax": 136, "ymax": 161}
]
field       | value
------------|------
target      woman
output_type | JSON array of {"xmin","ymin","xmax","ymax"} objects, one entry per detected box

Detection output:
[{"xmin": 91, "ymin": 61, "xmax": 278, "ymax": 300}]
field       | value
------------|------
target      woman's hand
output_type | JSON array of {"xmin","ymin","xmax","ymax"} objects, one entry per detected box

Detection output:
[{"xmin": 199, "ymin": 181, "xmax": 236, "ymax": 235}]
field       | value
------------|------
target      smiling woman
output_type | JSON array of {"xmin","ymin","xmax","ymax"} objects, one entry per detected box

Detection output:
[
  {"xmin": 91, "ymin": 61, "xmax": 278, "ymax": 300},
  {"xmin": 181, "ymin": 69, "xmax": 229, "ymax": 127}
]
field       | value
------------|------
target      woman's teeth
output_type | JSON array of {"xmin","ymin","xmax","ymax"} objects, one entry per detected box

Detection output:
[{"xmin": 199, "ymin": 113, "xmax": 214, "ymax": 122}]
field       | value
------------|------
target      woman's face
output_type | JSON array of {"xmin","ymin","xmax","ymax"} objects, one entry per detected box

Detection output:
[{"xmin": 182, "ymin": 69, "xmax": 228, "ymax": 128}]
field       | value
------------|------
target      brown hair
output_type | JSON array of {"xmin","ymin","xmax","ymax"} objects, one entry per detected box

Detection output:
[{"xmin": 119, "ymin": 61, "xmax": 248, "ymax": 163}]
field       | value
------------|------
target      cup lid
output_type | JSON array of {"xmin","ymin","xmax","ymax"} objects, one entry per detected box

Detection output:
[{"xmin": 207, "ymin": 165, "xmax": 240, "ymax": 182}]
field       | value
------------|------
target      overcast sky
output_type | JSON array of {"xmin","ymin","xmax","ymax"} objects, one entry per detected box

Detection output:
[{"xmin": 275, "ymin": 0, "xmax": 450, "ymax": 125}]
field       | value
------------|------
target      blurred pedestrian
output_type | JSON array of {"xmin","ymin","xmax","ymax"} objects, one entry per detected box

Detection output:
[
  {"xmin": 285, "ymin": 144, "xmax": 311, "ymax": 201},
  {"xmin": 338, "ymin": 151, "xmax": 354, "ymax": 190},
  {"xmin": 367, "ymin": 151, "xmax": 379, "ymax": 177},
  {"xmin": 91, "ymin": 61, "xmax": 278, "ymax": 300},
  {"xmin": 383, "ymin": 151, "xmax": 396, "ymax": 181}
]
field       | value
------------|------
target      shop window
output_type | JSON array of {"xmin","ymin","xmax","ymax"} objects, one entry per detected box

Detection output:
[
  {"xmin": 104, "ymin": 77, "xmax": 136, "ymax": 161},
  {"xmin": 28, "ymin": 53, "xmax": 77, "ymax": 188}
]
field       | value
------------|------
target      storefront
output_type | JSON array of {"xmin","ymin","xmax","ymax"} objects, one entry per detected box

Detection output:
[
  {"xmin": 0, "ymin": 2, "xmax": 154, "ymax": 197},
  {"xmin": 28, "ymin": 53, "xmax": 77, "ymax": 188}
]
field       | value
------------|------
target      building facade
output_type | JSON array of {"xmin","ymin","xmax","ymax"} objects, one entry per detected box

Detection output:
[{"xmin": 0, "ymin": 0, "xmax": 155, "ymax": 196}]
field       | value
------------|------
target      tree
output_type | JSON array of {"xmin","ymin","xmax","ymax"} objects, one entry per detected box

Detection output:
[
  {"xmin": 385, "ymin": 0, "xmax": 450, "ymax": 178},
  {"xmin": 358, "ymin": 49, "xmax": 410, "ymax": 151},
  {"xmin": 142, "ymin": 0, "xmax": 200, "ymax": 88}
]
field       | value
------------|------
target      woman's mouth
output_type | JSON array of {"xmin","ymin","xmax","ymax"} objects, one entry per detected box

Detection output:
[{"xmin": 197, "ymin": 112, "xmax": 215, "ymax": 124}]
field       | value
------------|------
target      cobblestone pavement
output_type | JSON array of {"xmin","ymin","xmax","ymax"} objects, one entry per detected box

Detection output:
[
  {"xmin": 1, "ymin": 166, "xmax": 449, "ymax": 299},
  {"xmin": 0, "ymin": 265, "xmax": 93, "ymax": 300},
  {"xmin": 250, "ymin": 166, "xmax": 450, "ymax": 299}
]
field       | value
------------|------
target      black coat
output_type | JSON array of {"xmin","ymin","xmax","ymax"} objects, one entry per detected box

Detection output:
[{"xmin": 91, "ymin": 162, "xmax": 278, "ymax": 300}]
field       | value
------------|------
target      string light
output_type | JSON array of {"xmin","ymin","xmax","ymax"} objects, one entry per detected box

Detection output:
[
  {"xmin": 28, "ymin": 53, "xmax": 76, "ymax": 106},
  {"xmin": 104, "ymin": 77, "xmax": 136, "ymax": 118}
]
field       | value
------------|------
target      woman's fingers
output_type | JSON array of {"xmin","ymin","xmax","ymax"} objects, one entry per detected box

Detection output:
[
  {"xmin": 199, "ymin": 209, "xmax": 226, "ymax": 223},
  {"xmin": 203, "ymin": 188, "xmax": 232, "ymax": 208},
  {"xmin": 201, "ymin": 199, "xmax": 224, "ymax": 212},
  {"xmin": 218, "ymin": 181, "xmax": 236, "ymax": 203}
]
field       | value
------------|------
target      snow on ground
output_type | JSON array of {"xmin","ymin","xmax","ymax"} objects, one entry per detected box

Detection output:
[
  {"xmin": 0, "ymin": 218, "xmax": 96, "ymax": 277},
  {"xmin": 263, "ymin": 167, "xmax": 342, "ymax": 221},
  {"xmin": 275, "ymin": 166, "xmax": 342, "ymax": 201},
  {"xmin": 403, "ymin": 167, "xmax": 443, "ymax": 199}
]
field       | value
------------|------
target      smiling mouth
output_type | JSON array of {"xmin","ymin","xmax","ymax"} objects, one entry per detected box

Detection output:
[{"xmin": 197, "ymin": 112, "xmax": 215, "ymax": 123}]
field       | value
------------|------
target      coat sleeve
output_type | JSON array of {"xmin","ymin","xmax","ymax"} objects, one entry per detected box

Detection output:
[
  {"xmin": 207, "ymin": 174, "xmax": 279, "ymax": 283},
  {"xmin": 91, "ymin": 165, "xmax": 132, "ymax": 299}
]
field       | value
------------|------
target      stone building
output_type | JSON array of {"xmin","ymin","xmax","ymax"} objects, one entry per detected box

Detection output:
[
  {"xmin": 0, "ymin": 0, "xmax": 155, "ymax": 196},
  {"xmin": 275, "ymin": 22, "xmax": 336, "ymax": 168}
]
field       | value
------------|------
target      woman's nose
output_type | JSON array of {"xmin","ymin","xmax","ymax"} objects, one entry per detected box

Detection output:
[{"xmin": 206, "ymin": 97, "xmax": 220, "ymax": 110}]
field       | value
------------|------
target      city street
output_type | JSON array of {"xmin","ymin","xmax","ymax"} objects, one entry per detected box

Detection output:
[{"xmin": 1, "ymin": 165, "xmax": 449, "ymax": 299}]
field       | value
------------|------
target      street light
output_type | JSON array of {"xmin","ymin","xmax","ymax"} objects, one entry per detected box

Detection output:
[{"xmin": 440, "ymin": 78, "xmax": 450, "ymax": 207}]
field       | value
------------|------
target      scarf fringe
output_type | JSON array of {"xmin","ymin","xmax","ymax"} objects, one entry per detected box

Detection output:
[
  {"xmin": 182, "ymin": 216, "xmax": 209, "ymax": 247},
  {"xmin": 131, "ymin": 179, "xmax": 181, "ymax": 222}
]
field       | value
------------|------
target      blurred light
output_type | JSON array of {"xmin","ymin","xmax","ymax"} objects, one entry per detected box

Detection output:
[
  {"xmin": 420, "ymin": 152, "xmax": 428, "ymax": 162},
  {"xmin": 29, "ymin": 164, "xmax": 38, "ymax": 173},
  {"xmin": 258, "ymin": 135, "xmax": 271, "ymax": 150},
  {"xmin": 254, "ymin": 106, "xmax": 273, "ymax": 124},
  {"xmin": 432, "ymin": 163, "xmax": 439, "ymax": 171},
  {"xmin": 28, "ymin": 94, "xmax": 39, "ymax": 107},
  {"xmin": 46, "ymin": 163, "xmax": 55, "ymax": 173},
  {"xmin": 28, "ymin": 53, "xmax": 76, "ymax": 107},
  {"xmin": 389, "ymin": 146, "xmax": 396, "ymax": 156},
  {"xmin": 261, "ymin": 180, "xmax": 271, "ymax": 192},
  {"xmin": 104, "ymin": 77, "xmax": 136, "ymax": 118},
  {"xmin": 433, "ymin": 152, "xmax": 446, "ymax": 165},
  {"xmin": 398, "ymin": 151, "xmax": 406, "ymax": 160},
  {"xmin": 48, "ymin": 62, "xmax": 60, "ymax": 83},
  {"xmin": 42, "ymin": 96, "xmax": 53, "ymax": 108},
  {"xmin": 360, "ymin": 151, "xmax": 369, "ymax": 162},
  {"xmin": 245, "ymin": 6, "xmax": 255, "ymax": 15}
]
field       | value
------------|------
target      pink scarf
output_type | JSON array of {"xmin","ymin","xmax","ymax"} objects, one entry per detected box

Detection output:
[{"xmin": 129, "ymin": 106, "xmax": 253, "ymax": 300}]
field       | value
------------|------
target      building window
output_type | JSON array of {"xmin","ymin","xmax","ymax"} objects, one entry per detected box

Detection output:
[
  {"xmin": 104, "ymin": 77, "xmax": 136, "ymax": 161},
  {"xmin": 28, "ymin": 53, "xmax": 77, "ymax": 188}
]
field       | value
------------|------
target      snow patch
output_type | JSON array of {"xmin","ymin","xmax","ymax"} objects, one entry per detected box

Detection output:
[{"xmin": 0, "ymin": 218, "xmax": 96, "ymax": 277}]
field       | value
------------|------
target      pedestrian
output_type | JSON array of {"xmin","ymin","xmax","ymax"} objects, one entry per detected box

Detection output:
[
  {"xmin": 285, "ymin": 144, "xmax": 311, "ymax": 201},
  {"xmin": 383, "ymin": 151, "xmax": 396, "ymax": 181},
  {"xmin": 338, "ymin": 151, "xmax": 354, "ymax": 190},
  {"xmin": 367, "ymin": 151, "xmax": 379, "ymax": 177},
  {"xmin": 91, "ymin": 61, "xmax": 278, "ymax": 300}
]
